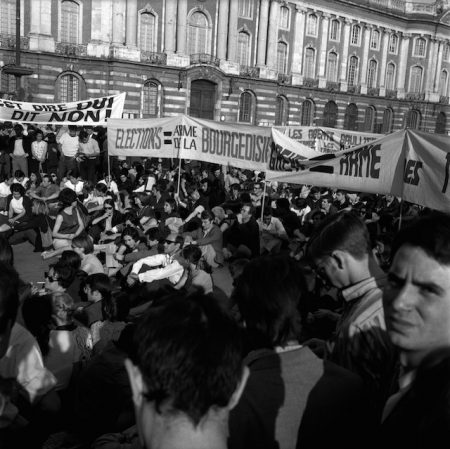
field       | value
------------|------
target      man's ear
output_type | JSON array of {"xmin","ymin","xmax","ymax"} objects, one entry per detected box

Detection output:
[
  {"xmin": 331, "ymin": 250, "xmax": 346, "ymax": 270},
  {"xmin": 227, "ymin": 366, "xmax": 250, "ymax": 411},
  {"xmin": 125, "ymin": 358, "xmax": 146, "ymax": 407}
]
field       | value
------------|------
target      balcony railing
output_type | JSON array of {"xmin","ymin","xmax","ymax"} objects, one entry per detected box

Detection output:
[
  {"xmin": 325, "ymin": 81, "xmax": 340, "ymax": 91},
  {"xmin": 439, "ymin": 96, "xmax": 449, "ymax": 105},
  {"xmin": 303, "ymin": 78, "xmax": 319, "ymax": 88},
  {"xmin": 239, "ymin": 66, "xmax": 260, "ymax": 78},
  {"xmin": 277, "ymin": 73, "xmax": 292, "ymax": 84},
  {"xmin": 0, "ymin": 34, "xmax": 29, "ymax": 50},
  {"xmin": 140, "ymin": 51, "xmax": 167, "ymax": 65},
  {"xmin": 190, "ymin": 53, "xmax": 220, "ymax": 67},
  {"xmin": 347, "ymin": 84, "xmax": 361, "ymax": 94},
  {"xmin": 367, "ymin": 87, "xmax": 380, "ymax": 96},
  {"xmin": 55, "ymin": 42, "xmax": 87, "ymax": 57},
  {"xmin": 385, "ymin": 89, "xmax": 398, "ymax": 99},
  {"xmin": 406, "ymin": 92, "xmax": 425, "ymax": 101}
]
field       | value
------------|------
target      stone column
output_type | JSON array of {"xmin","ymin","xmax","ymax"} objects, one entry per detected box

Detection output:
[
  {"xmin": 256, "ymin": 0, "xmax": 270, "ymax": 66},
  {"xmin": 434, "ymin": 41, "xmax": 444, "ymax": 93},
  {"xmin": 30, "ymin": 1, "xmax": 41, "ymax": 34},
  {"xmin": 359, "ymin": 24, "xmax": 371, "ymax": 94},
  {"xmin": 112, "ymin": 0, "xmax": 126, "ymax": 45},
  {"xmin": 339, "ymin": 19, "xmax": 351, "ymax": 91},
  {"xmin": 217, "ymin": 0, "xmax": 229, "ymax": 60},
  {"xmin": 126, "ymin": 0, "xmax": 137, "ymax": 47},
  {"xmin": 164, "ymin": 0, "xmax": 177, "ymax": 53},
  {"xmin": 426, "ymin": 38, "xmax": 438, "ymax": 93},
  {"xmin": 291, "ymin": 6, "xmax": 306, "ymax": 82},
  {"xmin": 379, "ymin": 28, "xmax": 389, "ymax": 94},
  {"xmin": 176, "ymin": 0, "xmax": 187, "ymax": 54},
  {"xmin": 227, "ymin": 0, "xmax": 239, "ymax": 60},
  {"xmin": 318, "ymin": 13, "xmax": 329, "ymax": 87},
  {"xmin": 266, "ymin": 0, "xmax": 280, "ymax": 69},
  {"xmin": 396, "ymin": 33, "xmax": 410, "ymax": 99}
]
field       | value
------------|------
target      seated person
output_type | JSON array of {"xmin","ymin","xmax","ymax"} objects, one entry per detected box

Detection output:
[
  {"xmin": 28, "ymin": 174, "xmax": 60, "ymax": 205},
  {"xmin": 71, "ymin": 232, "xmax": 105, "ymax": 275},
  {"xmin": 89, "ymin": 199, "xmax": 124, "ymax": 244},
  {"xmin": 257, "ymin": 206, "xmax": 289, "ymax": 255}
]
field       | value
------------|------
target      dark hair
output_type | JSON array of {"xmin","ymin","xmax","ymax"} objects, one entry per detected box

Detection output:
[
  {"xmin": 181, "ymin": 245, "xmax": 202, "ymax": 265},
  {"xmin": 122, "ymin": 226, "xmax": 140, "ymax": 242},
  {"xmin": 307, "ymin": 211, "xmax": 372, "ymax": 261},
  {"xmin": 0, "ymin": 263, "xmax": 20, "ymax": 335},
  {"xmin": 68, "ymin": 125, "xmax": 77, "ymax": 132},
  {"xmin": 102, "ymin": 292, "xmax": 130, "ymax": 322},
  {"xmin": 0, "ymin": 237, "xmax": 13, "ymax": 266},
  {"xmin": 391, "ymin": 211, "xmax": 450, "ymax": 265},
  {"xmin": 276, "ymin": 198, "xmax": 290, "ymax": 211},
  {"xmin": 10, "ymin": 183, "xmax": 25, "ymax": 197},
  {"xmin": 59, "ymin": 250, "xmax": 82, "ymax": 271},
  {"xmin": 134, "ymin": 192, "xmax": 152, "ymax": 206},
  {"xmin": 67, "ymin": 168, "xmax": 80, "ymax": 179},
  {"xmin": 58, "ymin": 188, "xmax": 78, "ymax": 207},
  {"xmin": 164, "ymin": 197, "xmax": 177, "ymax": 212},
  {"xmin": 232, "ymin": 255, "xmax": 307, "ymax": 347},
  {"xmin": 85, "ymin": 273, "xmax": 112, "ymax": 302},
  {"xmin": 50, "ymin": 261, "xmax": 76, "ymax": 289},
  {"xmin": 14, "ymin": 170, "xmax": 25, "ymax": 179},
  {"xmin": 72, "ymin": 232, "xmax": 94, "ymax": 255},
  {"xmin": 200, "ymin": 210, "xmax": 214, "ymax": 221},
  {"xmin": 103, "ymin": 198, "xmax": 115, "ymax": 210},
  {"xmin": 129, "ymin": 291, "xmax": 244, "ymax": 426}
]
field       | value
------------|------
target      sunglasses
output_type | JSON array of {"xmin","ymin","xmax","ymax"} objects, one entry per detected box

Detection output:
[
  {"xmin": 44, "ymin": 271, "xmax": 57, "ymax": 282},
  {"xmin": 50, "ymin": 174, "xmax": 57, "ymax": 177},
  {"xmin": 164, "ymin": 239, "xmax": 176, "ymax": 244},
  {"xmin": 104, "ymin": 206, "xmax": 113, "ymax": 210}
]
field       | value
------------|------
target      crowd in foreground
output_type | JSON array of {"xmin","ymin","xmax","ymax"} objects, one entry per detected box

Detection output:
[{"xmin": 0, "ymin": 122, "xmax": 449, "ymax": 449}]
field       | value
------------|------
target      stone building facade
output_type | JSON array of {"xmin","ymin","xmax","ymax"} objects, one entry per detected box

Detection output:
[{"xmin": 0, "ymin": 0, "xmax": 449, "ymax": 134}]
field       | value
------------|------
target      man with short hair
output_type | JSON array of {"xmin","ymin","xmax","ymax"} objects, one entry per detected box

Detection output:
[
  {"xmin": 125, "ymin": 291, "xmax": 249, "ymax": 449},
  {"xmin": 57, "ymin": 125, "xmax": 79, "ymax": 178},
  {"xmin": 29, "ymin": 174, "xmax": 60, "ymax": 203}
]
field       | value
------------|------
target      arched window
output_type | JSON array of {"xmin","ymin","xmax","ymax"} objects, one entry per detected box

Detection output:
[
  {"xmin": 306, "ymin": 14, "xmax": 318, "ymax": 36},
  {"xmin": 188, "ymin": 11, "xmax": 209, "ymax": 55},
  {"xmin": 414, "ymin": 38, "xmax": 426, "ymax": 57},
  {"xmin": 389, "ymin": 34, "xmax": 398, "ymax": 54},
  {"xmin": 275, "ymin": 96, "xmax": 288, "ymax": 126},
  {"xmin": 385, "ymin": 63, "xmax": 396, "ymax": 90},
  {"xmin": 139, "ymin": 12, "xmax": 156, "ymax": 52},
  {"xmin": 239, "ymin": 91, "xmax": 254, "ymax": 123},
  {"xmin": 367, "ymin": 60, "xmax": 377, "ymax": 88},
  {"xmin": 304, "ymin": 48, "xmax": 315, "ymax": 79},
  {"xmin": 364, "ymin": 106, "xmax": 376, "ymax": 132},
  {"xmin": 279, "ymin": 6, "xmax": 290, "ymax": 29},
  {"xmin": 323, "ymin": 101, "xmax": 338, "ymax": 128},
  {"xmin": 347, "ymin": 56, "xmax": 359, "ymax": 86},
  {"xmin": 277, "ymin": 41, "xmax": 288, "ymax": 74},
  {"xmin": 439, "ymin": 70, "xmax": 448, "ymax": 97},
  {"xmin": 406, "ymin": 110, "xmax": 421, "ymax": 129},
  {"xmin": 301, "ymin": 100, "xmax": 314, "ymax": 126},
  {"xmin": 344, "ymin": 103, "xmax": 358, "ymax": 131},
  {"xmin": 0, "ymin": 69, "xmax": 16, "ymax": 95},
  {"xmin": 444, "ymin": 44, "xmax": 450, "ymax": 62},
  {"xmin": 351, "ymin": 25, "xmax": 361, "ymax": 46},
  {"xmin": 382, "ymin": 108, "xmax": 393, "ymax": 133},
  {"xmin": 409, "ymin": 66, "xmax": 423, "ymax": 93},
  {"xmin": 370, "ymin": 30, "xmax": 380, "ymax": 50},
  {"xmin": 326, "ymin": 52, "xmax": 338, "ymax": 82},
  {"xmin": 61, "ymin": 0, "xmax": 80, "ymax": 44},
  {"xmin": 435, "ymin": 112, "xmax": 446, "ymax": 134},
  {"xmin": 0, "ymin": 0, "xmax": 15, "ymax": 35},
  {"xmin": 237, "ymin": 31, "xmax": 250, "ymax": 67},
  {"xmin": 58, "ymin": 72, "xmax": 84, "ymax": 102},
  {"xmin": 329, "ymin": 19, "xmax": 340, "ymax": 41},
  {"xmin": 142, "ymin": 81, "xmax": 159, "ymax": 118}
]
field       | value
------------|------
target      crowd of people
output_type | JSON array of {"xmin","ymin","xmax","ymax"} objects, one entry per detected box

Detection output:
[{"xmin": 0, "ymin": 122, "xmax": 449, "ymax": 449}]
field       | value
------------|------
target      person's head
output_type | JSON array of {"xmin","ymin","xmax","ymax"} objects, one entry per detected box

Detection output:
[
  {"xmin": 71, "ymin": 232, "xmax": 94, "ymax": 257},
  {"xmin": 134, "ymin": 192, "xmax": 151, "ymax": 208},
  {"xmin": 232, "ymin": 255, "xmax": 307, "ymax": 348},
  {"xmin": 102, "ymin": 292, "xmax": 130, "ymax": 322},
  {"xmin": 67, "ymin": 168, "xmax": 80, "ymax": 184},
  {"xmin": 29, "ymin": 172, "xmax": 39, "ymax": 183},
  {"xmin": 240, "ymin": 203, "xmax": 254, "ymax": 223},
  {"xmin": 10, "ymin": 183, "xmax": 25, "ymax": 200},
  {"xmin": 262, "ymin": 207, "xmax": 273, "ymax": 225},
  {"xmin": 78, "ymin": 129, "xmax": 89, "ymax": 143},
  {"xmin": 181, "ymin": 245, "xmax": 202, "ymax": 268},
  {"xmin": 32, "ymin": 198, "xmax": 49, "ymax": 216},
  {"xmin": 307, "ymin": 212, "xmax": 372, "ymax": 289},
  {"xmin": 122, "ymin": 226, "xmax": 140, "ymax": 250},
  {"xmin": 145, "ymin": 226, "xmax": 160, "ymax": 247},
  {"xmin": 59, "ymin": 250, "xmax": 82, "ymax": 271},
  {"xmin": 321, "ymin": 195, "xmax": 333, "ymax": 212},
  {"xmin": 35, "ymin": 129, "xmax": 43, "ymax": 141},
  {"xmin": 253, "ymin": 182, "xmax": 262, "ymax": 194},
  {"xmin": 68, "ymin": 125, "xmax": 77, "ymax": 137},
  {"xmin": 189, "ymin": 186, "xmax": 200, "ymax": 201},
  {"xmin": 84, "ymin": 273, "xmax": 112, "ymax": 303},
  {"xmin": 103, "ymin": 198, "xmax": 115, "ymax": 214},
  {"xmin": 163, "ymin": 233, "xmax": 184, "ymax": 255},
  {"xmin": 45, "ymin": 262, "xmax": 75, "ymax": 292},
  {"xmin": 163, "ymin": 198, "xmax": 177, "ymax": 215},
  {"xmin": 125, "ymin": 291, "xmax": 248, "ymax": 447},
  {"xmin": 0, "ymin": 237, "xmax": 13, "ymax": 266},
  {"xmin": 335, "ymin": 190, "xmax": 346, "ymax": 203},
  {"xmin": 383, "ymin": 212, "xmax": 450, "ymax": 370},
  {"xmin": 14, "ymin": 170, "xmax": 25, "ymax": 181},
  {"xmin": 0, "ymin": 263, "xmax": 20, "ymax": 359},
  {"xmin": 275, "ymin": 197, "xmax": 290, "ymax": 212},
  {"xmin": 49, "ymin": 172, "xmax": 58, "ymax": 183},
  {"xmin": 200, "ymin": 210, "xmax": 214, "ymax": 232},
  {"xmin": 212, "ymin": 206, "xmax": 226, "ymax": 222},
  {"xmin": 310, "ymin": 187, "xmax": 321, "ymax": 200},
  {"xmin": 51, "ymin": 291, "xmax": 75, "ymax": 326},
  {"xmin": 94, "ymin": 182, "xmax": 108, "ymax": 197},
  {"xmin": 58, "ymin": 187, "xmax": 78, "ymax": 208},
  {"xmin": 41, "ymin": 174, "xmax": 52, "ymax": 188}
]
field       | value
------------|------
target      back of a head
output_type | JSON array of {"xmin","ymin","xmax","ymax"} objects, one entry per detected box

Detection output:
[
  {"xmin": 391, "ymin": 211, "xmax": 450, "ymax": 265},
  {"xmin": 102, "ymin": 291, "xmax": 130, "ymax": 321},
  {"xmin": 307, "ymin": 211, "xmax": 372, "ymax": 261},
  {"xmin": 85, "ymin": 273, "xmax": 112, "ymax": 299},
  {"xmin": 130, "ymin": 291, "xmax": 244, "ymax": 426},
  {"xmin": 232, "ymin": 255, "xmax": 307, "ymax": 347}
]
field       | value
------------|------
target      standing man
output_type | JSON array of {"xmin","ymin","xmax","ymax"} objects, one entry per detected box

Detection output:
[
  {"xmin": 9, "ymin": 125, "xmax": 28, "ymax": 177},
  {"xmin": 78, "ymin": 130, "xmax": 100, "ymax": 183},
  {"xmin": 57, "ymin": 125, "xmax": 79, "ymax": 179},
  {"xmin": 29, "ymin": 129, "xmax": 47, "ymax": 177}
]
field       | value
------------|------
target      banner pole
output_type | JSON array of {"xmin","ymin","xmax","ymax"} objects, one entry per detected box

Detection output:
[
  {"xmin": 260, "ymin": 179, "xmax": 267, "ymax": 221},
  {"xmin": 398, "ymin": 199, "xmax": 403, "ymax": 231}
]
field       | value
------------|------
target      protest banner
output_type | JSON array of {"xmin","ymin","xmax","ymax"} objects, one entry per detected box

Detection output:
[
  {"xmin": 267, "ymin": 129, "xmax": 450, "ymax": 213},
  {"xmin": 0, "ymin": 93, "xmax": 126, "ymax": 125}
]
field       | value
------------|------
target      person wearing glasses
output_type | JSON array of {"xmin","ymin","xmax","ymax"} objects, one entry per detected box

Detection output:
[
  {"xmin": 89, "ymin": 199, "xmax": 124, "ymax": 243},
  {"xmin": 250, "ymin": 182, "xmax": 264, "ymax": 208}
]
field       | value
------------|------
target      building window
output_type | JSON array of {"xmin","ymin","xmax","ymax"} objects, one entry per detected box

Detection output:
[
  {"xmin": 139, "ymin": 12, "xmax": 156, "ymax": 52},
  {"xmin": 142, "ymin": 81, "xmax": 159, "ymax": 118},
  {"xmin": 301, "ymin": 99, "xmax": 314, "ymax": 126},
  {"xmin": 382, "ymin": 108, "xmax": 393, "ymax": 133},
  {"xmin": 239, "ymin": 91, "xmax": 254, "ymax": 123},
  {"xmin": 304, "ymin": 48, "xmax": 316, "ymax": 79},
  {"xmin": 344, "ymin": 103, "xmax": 358, "ymax": 131},
  {"xmin": 275, "ymin": 96, "xmax": 288, "ymax": 126},
  {"xmin": 237, "ymin": 31, "xmax": 250, "ymax": 67},
  {"xmin": 61, "ymin": 0, "xmax": 80, "ymax": 44},
  {"xmin": 277, "ymin": 41, "xmax": 288, "ymax": 74},
  {"xmin": 0, "ymin": 0, "xmax": 15, "ymax": 35},
  {"xmin": 188, "ymin": 11, "xmax": 209, "ymax": 55},
  {"xmin": 326, "ymin": 52, "xmax": 338, "ymax": 82},
  {"xmin": 279, "ymin": 6, "xmax": 290, "ymax": 29},
  {"xmin": 367, "ymin": 60, "xmax": 377, "ymax": 88},
  {"xmin": 439, "ymin": 70, "xmax": 448, "ymax": 97},
  {"xmin": 444, "ymin": 43, "xmax": 450, "ymax": 62},
  {"xmin": 347, "ymin": 56, "xmax": 359, "ymax": 86},
  {"xmin": 329, "ymin": 19, "xmax": 340, "ymax": 41},
  {"xmin": 238, "ymin": 0, "xmax": 253, "ymax": 19},
  {"xmin": 58, "ymin": 73, "xmax": 81, "ymax": 102},
  {"xmin": 406, "ymin": 110, "xmax": 420, "ymax": 129},
  {"xmin": 409, "ymin": 66, "xmax": 423, "ymax": 93},
  {"xmin": 413, "ymin": 37, "xmax": 426, "ymax": 57},
  {"xmin": 364, "ymin": 106, "xmax": 376, "ymax": 132},
  {"xmin": 385, "ymin": 63, "xmax": 396, "ymax": 90},
  {"xmin": 323, "ymin": 101, "xmax": 338, "ymax": 128},
  {"xmin": 435, "ymin": 112, "xmax": 446, "ymax": 134},
  {"xmin": 0, "ymin": 70, "xmax": 16, "ymax": 95},
  {"xmin": 351, "ymin": 25, "xmax": 361, "ymax": 46},
  {"xmin": 306, "ymin": 14, "xmax": 318, "ymax": 37},
  {"xmin": 389, "ymin": 34, "xmax": 398, "ymax": 54},
  {"xmin": 370, "ymin": 30, "xmax": 380, "ymax": 50}
]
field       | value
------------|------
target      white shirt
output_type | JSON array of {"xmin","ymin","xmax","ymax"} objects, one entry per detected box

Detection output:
[
  {"xmin": 98, "ymin": 179, "xmax": 119, "ymax": 195},
  {"xmin": 10, "ymin": 197, "xmax": 25, "ymax": 214},
  {"xmin": 58, "ymin": 132, "xmax": 79, "ymax": 157},
  {"xmin": 0, "ymin": 182, "xmax": 11, "ymax": 197},
  {"xmin": 64, "ymin": 180, "xmax": 84, "ymax": 194},
  {"xmin": 31, "ymin": 140, "xmax": 47, "ymax": 161},
  {"xmin": 13, "ymin": 138, "xmax": 25, "ymax": 157},
  {"xmin": 131, "ymin": 253, "xmax": 184, "ymax": 284}
]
